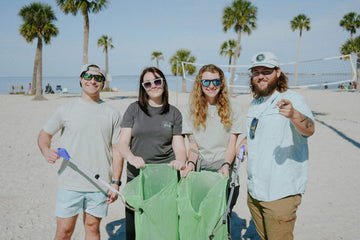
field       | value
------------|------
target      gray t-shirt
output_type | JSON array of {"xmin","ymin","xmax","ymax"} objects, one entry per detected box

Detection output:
[
  {"xmin": 182, "ymin": 100, "xmax": 243, "ymax": 185},
  {"xmin": 43, "ymin": 98, "xmax": 122, "ymax": 191},
  {"xmin": 121, "ymin": 102, "xmax": 182, "ymax": 179}
]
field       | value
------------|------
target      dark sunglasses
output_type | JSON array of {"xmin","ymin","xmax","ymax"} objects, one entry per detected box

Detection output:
[
  {"xmin": 82, "ymin": 73, "xmax": 105, "ymax": 82},
  {"xmin": 252, "ymin": 69, "xmax": 275, "ymax": 77},
  {"xmin": 249, "ymin": 118, "xmax": 259, "ymax": 139},
  {"xmin": 201, "ymin": 78, "xmax": 222, "ymax": 87},
  {"xmin": 142, "ymin": 78, "xmax": 163, "ymax": 90}
]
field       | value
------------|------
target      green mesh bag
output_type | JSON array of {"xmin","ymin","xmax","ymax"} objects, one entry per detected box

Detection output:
[
  {"xmin": 122, "ymin": 164, "xmax": 179, "ymax": 240},
  {"xmin": 177, "ymin": 171, "xmax": 228, "ymax": 240}
]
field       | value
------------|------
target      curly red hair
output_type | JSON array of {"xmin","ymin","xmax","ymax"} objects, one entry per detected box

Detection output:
[{"xmin": 190, "ymin": 64, "xmax": 232, "ymax": 130}]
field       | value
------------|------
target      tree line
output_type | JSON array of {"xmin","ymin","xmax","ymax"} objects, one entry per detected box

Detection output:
[{"xmin": 19, "ymin": 0, "xmax": 360, "ymax": 100}]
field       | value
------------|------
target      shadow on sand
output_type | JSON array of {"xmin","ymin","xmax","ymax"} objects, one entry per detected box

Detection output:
[
  {"xmin": 105, "ymin": 212, "xmax": 260, "ymax": 240},
  {"xmin": 313, "ymin": 111, "xmax": 360, "ymax": 149}
]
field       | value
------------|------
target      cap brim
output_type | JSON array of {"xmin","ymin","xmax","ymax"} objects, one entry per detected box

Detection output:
[{"xmin": 249, "ymin": 63, "xmax": 279, "ymax": 70}]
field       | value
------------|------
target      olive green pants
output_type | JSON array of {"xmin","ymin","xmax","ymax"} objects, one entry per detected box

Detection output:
[{"xmin": 247, "ymin": 193, "xmax": 302, "ymax": 240}]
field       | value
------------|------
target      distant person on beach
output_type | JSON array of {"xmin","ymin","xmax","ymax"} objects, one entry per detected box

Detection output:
[
  {"xmin": 28, "ymin": 83, "xmax": 31, "ymax": 94},
  {"xmin": 37, "ymin": 63, "xmax": 123, "ymax": 240},
  {"xmin": 238, "ymin": 52, "xmax": 315, "ymax": 240},
  {"xmin": 45, "ymin": 83, "xmax": 54, "ymax": 94},
  {"xmin": 118, "ymin": 66, "xmax": 186, "ymax": 240},
  {"xmin": 181, "ymin": 64, "xmax": 243, "ymax": 238}
]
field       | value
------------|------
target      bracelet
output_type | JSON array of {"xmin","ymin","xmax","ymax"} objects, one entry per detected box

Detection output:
[
  {"xmin": 111, "ymin": 180, "xmax": 122, "ymax": 186},
  {"xmin": 187, "ymin": 160, "xmax": 196, "ymax": 169},
  {"xmin": 221, "ymin": 162, "xmax": 231, "ymax": 168}
]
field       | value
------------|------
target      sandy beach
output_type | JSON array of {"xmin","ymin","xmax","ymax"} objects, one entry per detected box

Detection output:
[{"xmin": 0, "ymin": 89, "xmax": 359, "ymax": 240}]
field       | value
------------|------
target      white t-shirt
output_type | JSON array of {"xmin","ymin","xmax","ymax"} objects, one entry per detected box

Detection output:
[{"xmin": 43, "ymin": 98, "xmax": 121, "ymax": 191}]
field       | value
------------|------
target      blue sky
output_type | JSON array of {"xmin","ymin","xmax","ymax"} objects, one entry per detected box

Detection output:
[{"xmin": 1, "ymin": 0, "xmax": 359, "ymax": 77}]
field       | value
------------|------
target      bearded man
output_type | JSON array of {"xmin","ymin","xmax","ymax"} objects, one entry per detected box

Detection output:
[{"xmin": 238, "ymin": 52, "xmax": 315, "ymax": 240}]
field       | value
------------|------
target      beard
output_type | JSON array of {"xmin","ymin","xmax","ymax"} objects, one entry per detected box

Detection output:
[{"xmin": 251, "ymin": 78, "xmax": 277, "ymax": 98}]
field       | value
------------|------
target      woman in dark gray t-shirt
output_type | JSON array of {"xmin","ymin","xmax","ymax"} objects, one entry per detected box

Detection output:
[{"xmin": 118, "ymin": 67, "xmax": 186, "ymax": 240}]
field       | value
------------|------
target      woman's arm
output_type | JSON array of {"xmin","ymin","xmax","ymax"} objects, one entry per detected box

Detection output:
[
  {"xmin": 219, "ymin": 133, "xmax": 239, "ymax": 178},
  {"xmin": 182, "ymin": 134, "xmax": 199, "ymax": 177},
  {"xmin": 170, "ymin": 135, "xmax": 187, "ymax": 171},
  {"xmin": 118, "ymin": 127, "xmax": 145, "ymax": 169}
]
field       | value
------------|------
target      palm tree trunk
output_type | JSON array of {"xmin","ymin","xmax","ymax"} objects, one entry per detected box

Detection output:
[
  {"xmin": 228, "ymin": 56, "xmax": 232, "ymax": 73},
  {"xmin": 229, "ymin": 31, "xmax": 242, "ymax": 96},
  {"xmin": 357, "ymin": 53, "xmax": 360, "ymax": 92},
  {"xmin": 294, "ymin": 34, "xmax": 302, "ymax": 86},
  {"xmin": 156, "ymin": 59, "xmax": 159, "ymax": 68},
  {"xmin": 33, "ymin": 37, "xmax": 46, "ymax": 100},
  {"xmin": 31, "ymin": 48, "xmax": 38, "ymax": 95},
  {"xmin": 105, "ymin": 47, "xmax": 110, "ymax": 90},
  {"xmin": 82, "ymin": 12, "xmax": 89, "ymax": 65}
]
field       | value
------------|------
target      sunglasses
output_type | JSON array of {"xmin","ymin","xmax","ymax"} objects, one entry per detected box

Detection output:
[
  {"xmin": 142, "ymin": 78, "xmax": 163, "ymax": 90},
  {"xmin": 252, "ymin": 69, "xmax": 275, "ymax": 77},
  {"xmin": 249, "ymin": 118, "xmax": 259, "ymax": 139},
  {"xmin": 82, "ymin": 73, "xmax": 105, "ymax": 82},
  {"xmin": 201, "ymin": 78, "xmax": 222, "ymax": 87}
]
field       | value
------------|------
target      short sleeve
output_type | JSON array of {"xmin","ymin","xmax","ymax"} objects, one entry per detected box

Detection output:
[
  {"xmin": 111, "ymin": 110, "xmax": 122, "ymax": 144},
  {"xmin": 181, "ymin": 107, "xmax": 193, "ymax": 135},
  {"xmin": 43, "ymin": 106, "xmax": 64, "ymax": 136},
  {"xmin": 172, "ymin": 106, "xmax": 182, "ymax": 135},
  {"xmin": 230, "ymin": 100, "xmax": 244, "ymax": 134},
  {"xmin": 120, "ymin": 102, "xmax": 137, "ymax": 128}
]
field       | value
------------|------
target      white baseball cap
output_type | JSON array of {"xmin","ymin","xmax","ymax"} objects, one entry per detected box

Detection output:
[
  {"xmin": 80, "ymin": 63, "xmax": 106, "ymax": 78},
  {"xmin": 249, "ymin": 52, "xmax": 280, "ymax": 69}
]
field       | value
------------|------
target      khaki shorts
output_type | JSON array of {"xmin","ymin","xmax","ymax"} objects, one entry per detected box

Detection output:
[{"xmin": 247, "ymin": 193, "xmax": 302, "ymax": 240}]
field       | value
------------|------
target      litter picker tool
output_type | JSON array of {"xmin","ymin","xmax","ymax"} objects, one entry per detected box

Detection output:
[
  {"xmin": 209, "ymin": 145, "xmax": 246, "ymax": 240},
  {"xmin": 56, "ymin": 148, "xmax": 142, "ymax": 213}
]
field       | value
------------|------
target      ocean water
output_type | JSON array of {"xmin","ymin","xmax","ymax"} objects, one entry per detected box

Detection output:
[
  {"xmin": 0, "ymin": 73, "xmax": 352, "ymax": 95},
  {"xmin": 1, "ymin": 75, "xmax": 188, "ymax": 94}
]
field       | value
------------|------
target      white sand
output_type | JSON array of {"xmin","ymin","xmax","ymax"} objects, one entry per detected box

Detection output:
[{"xmin": 0, "ymin": 89, "xmax": 359, "ymax": 239}]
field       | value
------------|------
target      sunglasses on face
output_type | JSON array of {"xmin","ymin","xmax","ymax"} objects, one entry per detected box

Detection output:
[
  {"xmin": 249, "ymin": 118, "xmax": 259, "ymax": 139},
  {"xmin": 201, "ymin": 78, "xmax": 222, "ymax": 87},
  {"xmin": 252, "ymin": 69, "xmax": 275, "ymax": 77},
  {"xmin": 82, "ymin": 73, "xmax": 105, "ymax": 82},
  {"xmin": 142, "ymin": 78, "xmax": 163, "ymax": 90}
]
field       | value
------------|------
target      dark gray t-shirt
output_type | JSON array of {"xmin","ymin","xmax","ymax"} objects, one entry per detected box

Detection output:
[{"xmin": 121, "ymin": 101, "xmax": 182, "ymax": 179}]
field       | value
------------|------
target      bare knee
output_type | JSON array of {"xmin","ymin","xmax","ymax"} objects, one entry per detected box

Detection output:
[
  {"xmin": 83, "ymin": 213, "xmax": 102, "ymax": 237},
  {"xmin": 55, "ymin": 217, "xmax": 77, "ymax": 240}
]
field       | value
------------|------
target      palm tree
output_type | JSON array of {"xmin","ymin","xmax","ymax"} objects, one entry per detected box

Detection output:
[
  {"xmin": 220, "ymin": 39, "xmax": 239, "ymax": 73},
  {"xmin": 56, "ymin": 0, "xmax": 108, "ymax": 65},
  {"xmin": 151, "ymin": 51, "xmax": 164, "ymax": 68},
  {"xmin": 339, "ymin": 12, "xmax": 360, "ymax": 40},
  {"xmin": 291, "ymin": 14, "xmax": 311, "ymax": 86},
  {"xmin": 169, "ymin": 49, "xmax": 196, "ymax": 92},
  {"xmin": 341, "ymin": 36, "xmax": 360, "ymax": 92},
  {"xmin": 19, "ymin": 2, "xmax": 58, "ymax": 100},
  {"xmin": 339, "ymin": 12, "xmax": 360, "ymax": 80},
  {"xmin": 223, "ymin": 0, "xmax": 257, "ymax": 96},
  {"xmin": 97, "ymin": 35, "xmax": 114, "ymax": 91}
]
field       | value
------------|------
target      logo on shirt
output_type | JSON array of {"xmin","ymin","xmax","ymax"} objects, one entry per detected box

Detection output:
[{"xmin": 162, "ymin": 121, "xmax": 173, "ymax": 129}]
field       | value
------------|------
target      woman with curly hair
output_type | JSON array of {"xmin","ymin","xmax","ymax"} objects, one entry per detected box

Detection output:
[{"xmin": 182, "ymin": 64, "xmax": 243, "ymax": 237}]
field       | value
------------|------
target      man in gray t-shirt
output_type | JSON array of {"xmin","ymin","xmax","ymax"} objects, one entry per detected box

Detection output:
[{"xmin": 37, "ymin": 64, "xmax": 123, "ymax": 240}]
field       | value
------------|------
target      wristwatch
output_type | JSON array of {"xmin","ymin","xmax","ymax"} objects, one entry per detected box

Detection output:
[{"xmin": 111, "ymin": 180, "xmax": 122, "ymax": 186}]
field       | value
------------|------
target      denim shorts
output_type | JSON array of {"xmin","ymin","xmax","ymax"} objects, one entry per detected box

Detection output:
[{"xmin": 55, "ymin": 188, "xmax": 108, "ymax": 218}]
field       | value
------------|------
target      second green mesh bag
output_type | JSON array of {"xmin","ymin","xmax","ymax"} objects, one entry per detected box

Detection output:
[
  {"xmin": 122, "ymin": 164, "xmax": 179, "ymax": 240},
  {"xmin": 178, "ymin": 171, "xmax": 228, "ymax": 240}
]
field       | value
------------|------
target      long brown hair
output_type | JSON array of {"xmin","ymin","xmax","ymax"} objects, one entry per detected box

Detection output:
[
  {"xmin": 138, "ymin": 67, "xmax": 169, "ymax": 116},
  {"xmin": 190, "ymin": 64, "xmax": 232, "ymax": 130}
]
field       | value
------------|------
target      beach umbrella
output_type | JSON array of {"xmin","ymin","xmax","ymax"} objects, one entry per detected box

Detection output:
[{"xmin": 122, "ymin": 164, "xmax": 179, "ymax": 240}]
